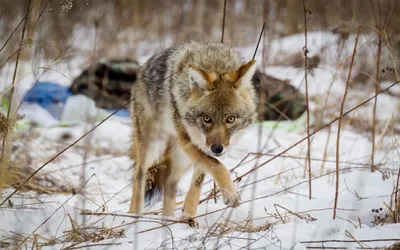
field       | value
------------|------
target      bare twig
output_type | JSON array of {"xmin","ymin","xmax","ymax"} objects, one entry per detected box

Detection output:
[
  {"xmin": 302, "ymin": 0, "xmax": 312, "ymax": 200},
  {"xmin": 220, "ymin": 0, "xmax": 227, "ymax": 43},
  {"xmin": 371, "ymin": 8, "xmax": 383, "ymax": 172},
  {"xmin": 333, "ymin": 27, "xmax": 361, "ymax": 220},
  {"xmin": 79, "ymin": 211, "xmax": 187, "ymax": 224},
  {"xmin": 253, "ymin": 23, "xmax": 266, "ymax": 60},
  {"xmin": 301, "ymin": 238, "xmax": 400, "ymax": 244}
]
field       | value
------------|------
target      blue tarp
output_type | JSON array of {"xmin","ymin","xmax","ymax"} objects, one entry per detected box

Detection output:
[
  {"xmin": 23, "ymin": 82, "xmax": 130, "ymax": 118},
  {"xmin": 24, "ymin": 82, "xmax": 73, "ymax": 109}
]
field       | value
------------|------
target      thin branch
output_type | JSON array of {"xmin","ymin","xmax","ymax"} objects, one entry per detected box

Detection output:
[
  {"xmin": 79, "ymin": 211, "xmax": 187, "ymax": 224},
  {"xmin": 302, "ymin": 0, "xmax": 312, "ymax": 200},
  {"xmin": 333, "ymin": 27, "xmax": 361, "ymax": 220},
  {"xmin": 220, "ymin": 0, "xmax": 227, "ymax": 43},
  {"xmin": 301, "ymin": 238, "xmax": 400, "ymax": 244},
  {"xmin": 371, "ymin": 23, "xmax": 382, "ymax": 172},
  {"xmin": 253, "ymin": 23, "xmax": 266, "ymax": 60}
]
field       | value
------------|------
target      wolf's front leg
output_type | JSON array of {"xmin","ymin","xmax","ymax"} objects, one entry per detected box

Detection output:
[
  {"xmin": 180, "ymin": 168, "xmax": 205, "ymax": 227},
  {"xmin": 205, "ymin": 162, "xmax": 240, "ymax": 207},
  {"xmin": 163, "ymin": 145, "xmax": 193, "ymax": 217}
]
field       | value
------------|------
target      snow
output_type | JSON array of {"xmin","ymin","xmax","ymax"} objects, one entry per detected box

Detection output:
[{"xmin": 1, "ymin": 31, "xmax": 399, "ymax": 249}]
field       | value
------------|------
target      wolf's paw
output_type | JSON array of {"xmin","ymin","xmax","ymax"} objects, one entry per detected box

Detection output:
[
  {"xmin": 221, "ymin": 188, "xmax": 240, "ymax": 207},
  {"xmin": 180, "ymin": 212, "xmax": 199, "ymax": 228}
]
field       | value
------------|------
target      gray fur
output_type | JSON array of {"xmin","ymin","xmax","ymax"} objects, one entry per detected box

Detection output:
[
  {"xmin": 146, "ymin": 47, "xmax": 175, "ymax": 109},
  {"xmin": 134, "ymin": 41, "xmax": 245, "ymax": 117}
]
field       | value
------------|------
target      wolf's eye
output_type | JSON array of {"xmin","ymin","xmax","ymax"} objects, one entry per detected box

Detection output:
[
  {"xmin": 203, "ymin": 115, "xmax": 212, "ymax": 123},
  {"xmin": 226, "ymin": 116, "xmax": 236, "ymax": 124}
]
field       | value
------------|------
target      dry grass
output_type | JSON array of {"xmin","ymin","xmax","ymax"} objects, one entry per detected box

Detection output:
[
  {"xmin": 0, "ymin": 127, "xmax": 74, "ymax": 197},
  {"xmin": 63, "ymin": 214, "xmax": 125, "ymax": 245},
  {"xmin": 3, "ymin": 214, "xmax": 126, "ymax": 249},
  {"xmin": 207, "ymin": 220, "xmax": 271, "ymax": 238}
]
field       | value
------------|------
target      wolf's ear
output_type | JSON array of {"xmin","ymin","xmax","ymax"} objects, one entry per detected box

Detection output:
[
  {"xmin": 234, "ymin": 60, "xmax": 257, "ymax": 89},
  {"xmin": 188, "ymin": 65, "xmax": 217, "ymax": 91}
]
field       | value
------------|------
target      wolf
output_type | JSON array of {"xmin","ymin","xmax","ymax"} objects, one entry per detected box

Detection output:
[{"xmin": 128, "ymin": 41, "xmax": 258, "ymax": 225}]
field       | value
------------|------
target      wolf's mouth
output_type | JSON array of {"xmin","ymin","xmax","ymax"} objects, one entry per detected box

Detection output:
[{"xmin": 210, "ymin": 151, "xmax": 226, "ymax": 157}]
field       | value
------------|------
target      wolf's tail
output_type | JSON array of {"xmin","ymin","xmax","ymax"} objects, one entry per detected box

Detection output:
[{"xmin": 144, "ymin": 163, "xmax": 170, "ymax": 206}]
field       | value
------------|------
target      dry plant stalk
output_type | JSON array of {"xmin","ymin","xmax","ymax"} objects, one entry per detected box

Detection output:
[
  {"xmin": 369, "ymin": 0, "xmax": 387, "ymax": 172},
  {"xmin": 302, "ymin": 0, "xmax": 312, "ymax": 200},
  {"xmin": 208, "ymin": 220, "xmax": 271, "ymax": 238},
  {"xmin": 0, "ymin": 0, "xmax": 31, "ymax": 196},
  {"xmin": 371, "ymin": 31, "xmax": 382, "ymax": 172},
  {"xmin": 247, "ymin": 2, "xmax": 268, "ymax": 247},
  {"xmin": 333, "ymin": 27, "xmax": 361, "ymax": 220}
]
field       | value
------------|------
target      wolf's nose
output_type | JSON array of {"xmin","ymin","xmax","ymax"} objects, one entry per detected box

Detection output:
[{"xmin": 211, "ymin": 144, "xmax": 224, "ymax": 155}]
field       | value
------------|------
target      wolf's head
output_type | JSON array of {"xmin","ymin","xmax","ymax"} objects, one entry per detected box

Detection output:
[{"xmin": 182, "ymin": 60, "xmax": 258, "ymax": 157}]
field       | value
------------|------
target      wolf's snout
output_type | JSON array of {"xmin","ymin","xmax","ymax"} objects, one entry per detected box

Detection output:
[{"xmin": 211, "ymin": 144, "xmax": 224, "ymax": 155}]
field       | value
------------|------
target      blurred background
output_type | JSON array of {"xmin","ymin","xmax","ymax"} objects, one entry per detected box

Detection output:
[{"xmin": 1, "ymin": 0, "xmax": 399, "ymax": 61}]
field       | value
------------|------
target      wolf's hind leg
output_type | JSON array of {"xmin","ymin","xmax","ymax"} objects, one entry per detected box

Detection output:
[
  {"xmin": 129, "ymin": 136, "xmax": 168, "ymax": 215},
  {"xmin": 180, "ymin": 168, "xmax": 205, "ymax": 227}
]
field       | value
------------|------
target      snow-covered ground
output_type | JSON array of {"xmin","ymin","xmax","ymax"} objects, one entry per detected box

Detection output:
[{"xmin": 1, "ymin": 31, "xmax": 400, "ymax": 249}]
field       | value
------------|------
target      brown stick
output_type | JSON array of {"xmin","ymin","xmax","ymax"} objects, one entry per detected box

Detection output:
[
  {"xmin": 220, "ymin": 0, "xmax": 227, "ymax": 43},
  {"xmin": 394, "ymin": 130, "xmax": 400, "ymax": 223},
  {"xmin": 333, "ymin": 27, "xmax": 361, "ymax": 220},
  {"xmin": 371, "ymin": 28, "xmax": 382, "ymax": 172},
  {"xmin": 301, "ymin": 238, "xmax": 400, "ymax": 244},
  {"xmin": 302, "ymin": 0, "xmax": 312, "ymax": 200},
  {"xmin": 253, "ymin": 23, "xmax": 266, "ymax": 60},
  {"xmin": 80, "ymin": 211, "xmax": 186, "ymax": 224}
]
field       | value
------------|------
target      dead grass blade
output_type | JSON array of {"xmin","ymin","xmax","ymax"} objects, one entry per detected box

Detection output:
[{"xmin": 333, "ymin": 27, "xmax": 361, "ymax": 220}]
